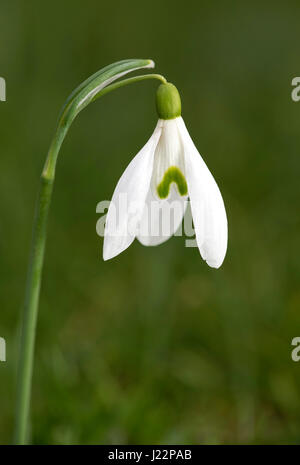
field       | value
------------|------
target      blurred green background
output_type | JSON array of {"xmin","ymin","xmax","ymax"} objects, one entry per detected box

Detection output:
[{"xmin": 1, "ymin": 0, "xmax": 300, "ymax": 445}]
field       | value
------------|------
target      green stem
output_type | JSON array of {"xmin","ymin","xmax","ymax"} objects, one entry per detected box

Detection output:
[
  {"xmin": 91, "ymin": 73, "xmax": 167, "ymax": 102},
  {"xmin": 14, "ymin": 62, "xmax": 166, "ymax": 445}
]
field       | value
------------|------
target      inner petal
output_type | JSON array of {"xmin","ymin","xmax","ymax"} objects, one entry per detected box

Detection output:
[{"xmin": 151, "ymin": 119, "xmax": 188, "ymax": 200}]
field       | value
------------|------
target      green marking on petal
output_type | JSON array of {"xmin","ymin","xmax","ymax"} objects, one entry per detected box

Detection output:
[{"xmin": 157, "ymin": 166, "xmax": 188, "ymax": 199}]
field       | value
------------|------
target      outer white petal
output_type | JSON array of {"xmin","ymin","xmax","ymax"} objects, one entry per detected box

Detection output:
[
  {"xmin": 103, "ymin": 121, "xmax": 162, "ymax": 260},
  {"xmin": 177, "ymin": 117, "xmax": 227, "ymax": 268},
  {"xmin": 137, "ymin": 187, "xmax": 187, "ymax": 246}
]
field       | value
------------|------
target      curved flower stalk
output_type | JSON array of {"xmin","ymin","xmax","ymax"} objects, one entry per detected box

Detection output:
[
  {"xmin": 104, "ymin": 83, "xmax": 228, "ymax": 268},
  {"xmin": 14, "ymin": 59, "xmax": 167, "ymax": 445}
]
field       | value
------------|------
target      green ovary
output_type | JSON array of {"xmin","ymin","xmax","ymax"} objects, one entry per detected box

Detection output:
[{"xmin": 157, "ymin": 166, "xmax": 188, "ymax": 199}]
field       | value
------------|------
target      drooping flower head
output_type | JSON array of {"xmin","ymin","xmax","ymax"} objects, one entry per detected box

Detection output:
[{"xmin": 104, "ymin": 82, "xmax": 227, "ymax": 268}]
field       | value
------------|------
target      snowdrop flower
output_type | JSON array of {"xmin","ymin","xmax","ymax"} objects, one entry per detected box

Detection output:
[{"xmin": 104, "ymin": 83, "xmax": 227, "ymax": 268}]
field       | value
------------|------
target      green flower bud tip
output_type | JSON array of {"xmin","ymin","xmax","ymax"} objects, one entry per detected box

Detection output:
[{"xmin": 156, "ymin": 82, "xmax": 181, "ymax": 120}]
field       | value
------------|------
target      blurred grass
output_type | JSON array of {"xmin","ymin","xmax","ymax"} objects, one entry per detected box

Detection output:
[{"xmin": 1, "ymin": 0, "xmax": 300, "ymax": 444}]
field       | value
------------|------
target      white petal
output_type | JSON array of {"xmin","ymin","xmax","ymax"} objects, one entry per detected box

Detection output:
[
  {"xmin": 150, "ymin": 118, "xmax": 185, "ymax": 197},
  {"xmin": 103, "ymin": 121, "xmax": 162, "ymax": 260},
  {"xmin": 177, "ymin": 117, "xmax": 228, "ymax": 268},
  {"xmin": 137, "ymin": 187, "xmax": 187, "ymax": 246}
]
